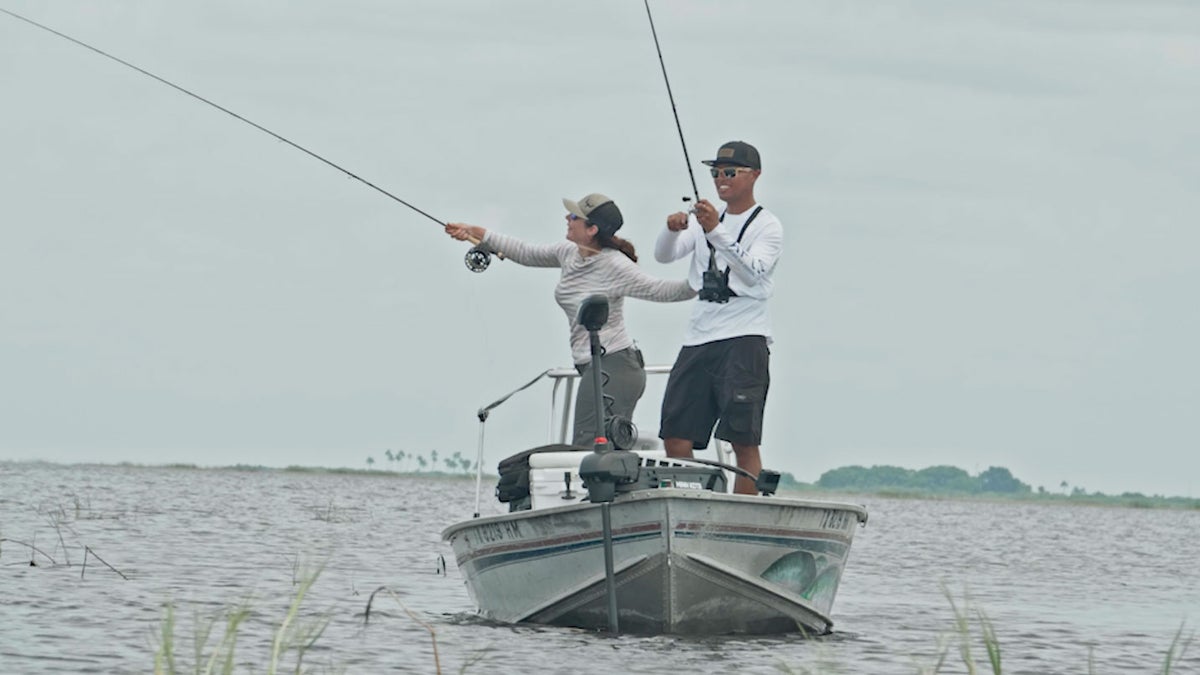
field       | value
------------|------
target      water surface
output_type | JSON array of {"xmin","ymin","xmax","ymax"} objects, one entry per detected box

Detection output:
[{"xmin": 0, "ymin": 463, "xmax": 1196, "ymax": 673}]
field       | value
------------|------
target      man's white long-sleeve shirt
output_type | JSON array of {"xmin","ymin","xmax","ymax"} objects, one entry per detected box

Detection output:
[{"xmin": 654, "ymin": 204, "xmax": 783, "ymax": 346}]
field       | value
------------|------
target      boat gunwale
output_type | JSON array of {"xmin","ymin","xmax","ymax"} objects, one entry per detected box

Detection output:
[{"xmin": 442, "ymin": 489, "xmax": 868, "ymax": 541}]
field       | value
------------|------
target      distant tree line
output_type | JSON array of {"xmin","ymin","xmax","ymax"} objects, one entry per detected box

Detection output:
[
  {"xmin": 364, "ymin": 449, "xmax": 476, "ymax": 474},
  {"xmin": 815, "ymin": 464, "xmax": 1031, "ymax": 494}
]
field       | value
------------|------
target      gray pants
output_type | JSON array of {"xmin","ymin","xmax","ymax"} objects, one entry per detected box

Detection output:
[{"xmin": 572, "ymin": 347, "xmax": 646, "ymax": 447}]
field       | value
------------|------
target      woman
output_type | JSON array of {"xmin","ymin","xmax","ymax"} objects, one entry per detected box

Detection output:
[{"xmin": 446, "ymin": 192, "xmax": 696, "ymax": 447}]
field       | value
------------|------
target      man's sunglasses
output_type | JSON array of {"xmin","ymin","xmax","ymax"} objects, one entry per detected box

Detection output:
[{"xmin": 710, "ymin": 166, "xmax": 754, "ymax": 178}]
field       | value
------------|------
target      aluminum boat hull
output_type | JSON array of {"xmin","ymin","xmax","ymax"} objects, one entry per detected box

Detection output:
[{"xmin": 442, "ymin": 489, "xmax": 867, "ymax": 635}]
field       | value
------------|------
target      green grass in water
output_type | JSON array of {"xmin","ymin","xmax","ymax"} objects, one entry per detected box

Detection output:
[{"xmin": 152, "ymin": 571, "xmax": 1192, "ymax": 674}]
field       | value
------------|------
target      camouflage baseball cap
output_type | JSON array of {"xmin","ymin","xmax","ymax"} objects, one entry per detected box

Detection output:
[{"xmin": 701, "ymin": 140, "xmax": 761, "ymax": 169}]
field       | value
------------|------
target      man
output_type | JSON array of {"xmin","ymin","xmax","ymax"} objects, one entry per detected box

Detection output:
[{"xmin": 653, "ymin": 140, "xmax": 783, "ymax": 495}]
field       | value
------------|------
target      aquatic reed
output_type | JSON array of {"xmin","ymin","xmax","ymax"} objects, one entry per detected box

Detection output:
[
  {"xmin": 154, "ymin": 600, "xmax": 252, "ymax": 675},
  {"xmin": 920, "ymin": 584, "xmax": 1193, "ymax": 675},
  {"xmin": 1163, "ymin": 624, "xmax": 1194, "ymax": 674},
  {"xmin": 43, "ymin": 506, "xmax": 72, "ymax": 565},
  {"xmin": 0, "ymin": 536, "xmax": 58, "ymax": 566},
  {"xmin": 140, "ymin": 563, "xmax": 1191, "ymax": 674},
  {"xmin": 311, "ymin": 497, "xmax": 338, "ymax": 522},
  {"xmin": 268, "ymin": 562, "xmax": 329, "ymax": 674},
  {"xmin": 938, "ymin": 583, "xmax": 1001, "ymax": 675},
  {"xmin": 154, "ymin": 603, "xmax": 176, "ymax": 674},
  {"xmin": 152, "ymin": 561, "xmax": 329, "ymax": 675},
  {"xmin": 0, "ymin": 533, "xmax": 129, "ymax": 577},
  {"xmin": 363, "ymin": 585, "xmax": 442, "ymax": 674},
  {"xmin": 146, "ymin": 561, "xmax": 468, "ymax": 674},
  {"xmin": 3, "ymin": 499, "xmax": 131, "ymax": 576},
  {"xmin": 81, "ymin": 545, "xmax": 130, "ymax": 580}
]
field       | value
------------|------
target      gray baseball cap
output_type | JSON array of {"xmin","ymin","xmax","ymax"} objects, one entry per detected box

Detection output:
[{"xmin": 563, "ymin": 193, "xmax": 624, "ymax": 236}]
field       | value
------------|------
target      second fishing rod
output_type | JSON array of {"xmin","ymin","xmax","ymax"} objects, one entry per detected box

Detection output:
[
  {"xmin": 644, "ymin": 0, "xmax": 701, "ymax": 208},
  {"xmin": 1, "ymin": 6, "xmax": 503, "ymax": 272},
  {"xmin": 644, "ymin": 0, "xmax": 742, "ymax": 305}
]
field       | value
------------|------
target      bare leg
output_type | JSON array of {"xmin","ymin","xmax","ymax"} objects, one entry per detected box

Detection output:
[
  {"xmin": 730, "ymin": 444, "xmax": 762, "ymax": 495},
  {"xmin": 663, "ymin": 437, "xmax": 694, "ymax": 459}
]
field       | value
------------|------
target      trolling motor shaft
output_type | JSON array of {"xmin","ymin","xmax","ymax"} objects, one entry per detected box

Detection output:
[{"xmin": 575, "ymin": 296, "xmax": 641, "ymax": 503}]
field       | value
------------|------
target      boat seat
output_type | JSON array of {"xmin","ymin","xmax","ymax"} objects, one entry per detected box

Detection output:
[
  {"xmin": 496, "ymin": 444, "xmax": 670, "ymax": 511},
  {"xmin": 496, "ymin": 444, "xmax": 589, "ymax": 507}
]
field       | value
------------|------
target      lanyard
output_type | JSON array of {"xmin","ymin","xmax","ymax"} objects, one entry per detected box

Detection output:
[{"xmin": 706, "ymin": 205, "xmax": 764, "ymax": 273}]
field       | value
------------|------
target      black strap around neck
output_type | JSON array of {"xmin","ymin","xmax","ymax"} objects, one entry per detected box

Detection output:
[{"xmin": 707, "ymin": 205, "xmax": 763, "ymax": 272}]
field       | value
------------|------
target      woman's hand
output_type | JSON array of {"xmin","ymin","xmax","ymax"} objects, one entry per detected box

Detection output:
[{"xmin": 445, "ymin": 222, "xmax": 485, "ymax": 242}]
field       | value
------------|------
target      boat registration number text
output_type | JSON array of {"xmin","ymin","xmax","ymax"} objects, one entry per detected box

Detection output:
[
  {"xmin": 820, "ymin": 509, "xmax": 852, "ymax": 531},
  {"xmin": 476, "ymin": 520, "xmax": 524, "ymax": 543}
]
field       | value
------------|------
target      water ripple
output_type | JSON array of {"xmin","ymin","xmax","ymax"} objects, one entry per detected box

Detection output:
[{"xmin": 1, "ymin": 463, "xmax": 1196, "ymax": 673}]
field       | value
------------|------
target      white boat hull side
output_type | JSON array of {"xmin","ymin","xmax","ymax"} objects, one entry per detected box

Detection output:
[{"xmin": 442, "ymin": 491, "xmax": 867, "ymax": 635}]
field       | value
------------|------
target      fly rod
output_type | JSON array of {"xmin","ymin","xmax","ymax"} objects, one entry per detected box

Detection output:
[
  {"xmin": 0, "ymin": 6, "xmax": 502, "ymax": 271},
  {"xmin": 643, "ymin": 0, "xmax": 700, "ymax": 205}
]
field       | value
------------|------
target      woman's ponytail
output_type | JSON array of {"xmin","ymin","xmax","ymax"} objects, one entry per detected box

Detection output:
[{"xmin": 598, "ymin": 232, "xmax": 637, "ymax": 262}]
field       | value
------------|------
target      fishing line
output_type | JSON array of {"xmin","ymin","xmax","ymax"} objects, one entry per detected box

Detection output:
[
  {"xmin": 1, "ymin": 7, "xmax": 505, "ymax": 270},
  {"xmin": 643, "ymin": 0, "xmax": 700, "ymax": 204}
]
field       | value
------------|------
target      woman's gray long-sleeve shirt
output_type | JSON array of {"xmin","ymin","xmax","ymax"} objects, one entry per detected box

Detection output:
[{"xmin": 484, "ymin": 231, "xmax": 696, "ymax": 365}]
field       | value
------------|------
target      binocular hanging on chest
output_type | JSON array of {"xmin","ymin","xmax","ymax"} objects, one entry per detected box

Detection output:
[
  {"xmin": 698, "ymin": 205, "xmax": 762, "ymax": 302},
  {"xmin": 698, "ymin": 268, "xmax": 733, "ymax": 303}
]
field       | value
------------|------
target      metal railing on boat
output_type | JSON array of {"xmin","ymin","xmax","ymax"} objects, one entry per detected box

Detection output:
[{"xmin": 471, "ymin": 364, "xmax": 734, "ymax": 517}]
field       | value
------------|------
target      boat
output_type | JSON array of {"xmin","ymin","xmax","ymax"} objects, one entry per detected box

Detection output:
[{"xmin": 442, "ymin": 296, "xmax": 868, "ymax": 635}]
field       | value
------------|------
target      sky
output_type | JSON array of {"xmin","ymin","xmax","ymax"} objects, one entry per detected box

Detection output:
[{"xmin": 2, "ymin": 0, "xmax": 1198, "ymax": 497}]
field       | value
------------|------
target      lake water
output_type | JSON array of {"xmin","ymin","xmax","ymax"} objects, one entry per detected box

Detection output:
[{"xmin": 1, "ymin": 462, "xmax": 1196, "ymax": 674}]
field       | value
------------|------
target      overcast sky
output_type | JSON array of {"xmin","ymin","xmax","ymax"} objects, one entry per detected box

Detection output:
[{"xmin": 2, "ymin": 0, "xmax": 1197, "ymax": 497}]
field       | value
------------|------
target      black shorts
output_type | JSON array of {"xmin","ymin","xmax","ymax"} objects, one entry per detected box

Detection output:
[{"xmin": 658, "ymin": 335, "xmax": 770, "ymax": 449}]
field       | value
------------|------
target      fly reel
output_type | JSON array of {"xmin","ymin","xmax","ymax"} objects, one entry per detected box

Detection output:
[{"xmin": 465, "ymin": 246, "xmax": 492, "ymax": 273}]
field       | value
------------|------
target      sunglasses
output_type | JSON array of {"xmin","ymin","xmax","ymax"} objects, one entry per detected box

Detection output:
[
  {"xmin": 567, "ymin": 213, "xmax": 585, "ymax": 221},
  {"xmin": 710, "ymin": 166, "xmax": 753, "ymax": 178}
]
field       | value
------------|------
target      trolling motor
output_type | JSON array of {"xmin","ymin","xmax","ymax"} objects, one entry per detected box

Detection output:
[
  {"xmin": 572, "ymin": 294, "xmax": 637, "ymax": 633},
  {"xmin": 576, "ymin": 296, "xmax": 641, "ymax": 503}
]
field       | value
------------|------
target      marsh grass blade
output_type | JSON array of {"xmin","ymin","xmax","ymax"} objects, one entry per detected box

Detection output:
[{"xmin": 1162, "ymin": 623, "xmax": 1194, "ymax": 674}]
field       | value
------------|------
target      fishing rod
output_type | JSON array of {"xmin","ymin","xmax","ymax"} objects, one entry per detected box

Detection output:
[
  {"xmin": 0, "ymin": 6, "xmax": 502, "ymax": 272},
  {"xmin": 643, "ymin": 0, "xmax": 700, "ymax": 206}
]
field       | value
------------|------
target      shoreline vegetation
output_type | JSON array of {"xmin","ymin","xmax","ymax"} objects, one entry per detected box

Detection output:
[{"xmin": 4, "ymin": 456, "xmax": 1197, "ymax": 510}]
